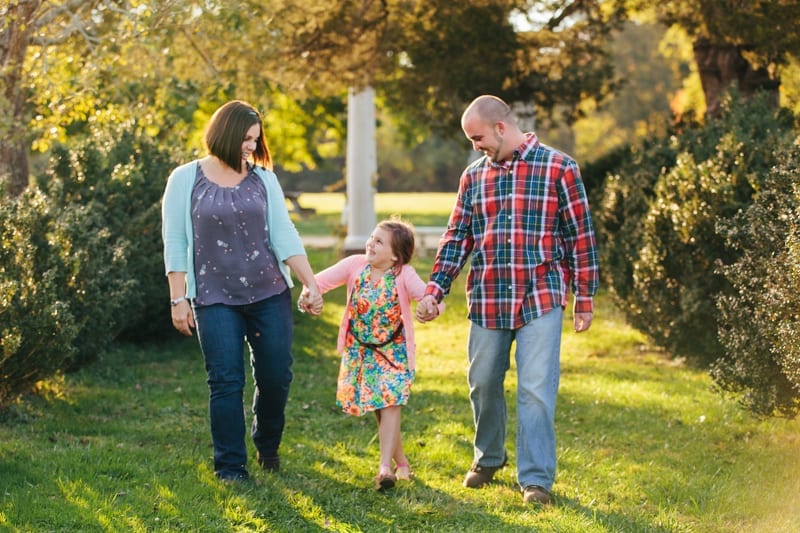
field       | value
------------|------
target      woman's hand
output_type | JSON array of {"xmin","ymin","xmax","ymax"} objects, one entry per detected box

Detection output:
[
  {"xmin": 167, "ymin": 272, "xmax": 193, "ymax": 335},
  {"xmin": 285, "ymin": 256, "xmax": 324, "ymax": 316},
  {"xmin": 171, "ymin": 300, "xmax": 195, "ymax": 336}
]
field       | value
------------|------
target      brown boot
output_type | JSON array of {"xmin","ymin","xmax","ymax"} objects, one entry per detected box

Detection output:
[
  {"xmin": 462, "ymin": 455, "xmax": 508, "ymax": 488},
  {"xmin": 522, "ymin": 485, "xmax": 552, "ymax": 505}
]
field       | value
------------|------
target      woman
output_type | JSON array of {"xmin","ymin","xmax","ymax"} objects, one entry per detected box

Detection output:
[{"xmin": 161, "ymin": 100, "xmax": 323, "ymax": 482}]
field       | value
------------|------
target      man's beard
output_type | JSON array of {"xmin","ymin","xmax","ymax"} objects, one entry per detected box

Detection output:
[{"xmin": 490, "ymin": 131, "xmax": 504, "ymax": 162}]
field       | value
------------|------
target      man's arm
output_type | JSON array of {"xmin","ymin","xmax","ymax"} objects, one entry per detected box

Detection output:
[{"xmin": 558, "ymin": 161, "xmax": 599, "ymax": 331}]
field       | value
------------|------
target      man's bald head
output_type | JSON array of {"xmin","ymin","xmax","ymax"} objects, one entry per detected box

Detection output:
[
  {"xmin": 461, "ymin": 95, "xmax": 525, "ymax": 163},
  {"xmin": 461, "ymin": 95, "xmax": 513, "ymax": 127}
]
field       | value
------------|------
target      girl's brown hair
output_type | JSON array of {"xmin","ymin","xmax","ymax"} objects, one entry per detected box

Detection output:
[
  {"xmin": 204, "ymin": 100, "xmax": 272, "ymax": 172},
  {"xmin": 378, "ymin": 218, "xmax": 415, "ymax": 266}
]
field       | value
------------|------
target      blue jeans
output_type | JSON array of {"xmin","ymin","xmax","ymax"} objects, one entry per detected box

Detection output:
[
  {"xmin": 193, "ymin": 289, "xmax": 293, "ymax": 479},
  {"xmin": 467, "ymin": 307, "xmax": 563, "ymax": 491}
]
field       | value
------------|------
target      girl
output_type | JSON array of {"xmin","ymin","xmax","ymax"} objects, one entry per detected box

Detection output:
[{"xmin": 300, "ymin": 219, "xmax": 442, "ymax": 490}]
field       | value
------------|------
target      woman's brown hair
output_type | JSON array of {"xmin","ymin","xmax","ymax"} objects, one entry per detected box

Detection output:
[
  {"xmin": 204, "ymin": 100, "xmax": 272, "ymax": 172},
  {"xmin": 378, "ymin": 218, "xmax": 416, "ymax": 266}
]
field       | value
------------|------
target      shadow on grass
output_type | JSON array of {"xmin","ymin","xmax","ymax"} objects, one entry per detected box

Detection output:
[{"xmin": 247, "ymin": 447, "xmax": 533, "ymax": 531}]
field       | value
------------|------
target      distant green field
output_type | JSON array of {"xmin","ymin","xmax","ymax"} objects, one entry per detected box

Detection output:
[
  {"xmin": 289, "ymin": 192, "xmax": 456, "ymax": 236},
  {"xmin": 292, "ymin": 192, "xmax": 456, "ymax": 214}
]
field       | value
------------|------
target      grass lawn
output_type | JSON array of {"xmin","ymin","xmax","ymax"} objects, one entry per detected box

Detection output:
[{"xmin": 2, "ymin": 195, "xmax": 799, "ymax": 532}]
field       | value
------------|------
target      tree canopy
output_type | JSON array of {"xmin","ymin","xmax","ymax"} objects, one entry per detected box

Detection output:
[
  {"xmin": 3, "ymin": 0, "xmax": 627, "ymax": 195},
  {"xmin": 4, "ymin": 0, "xmax": 799, "ymax": 197}
]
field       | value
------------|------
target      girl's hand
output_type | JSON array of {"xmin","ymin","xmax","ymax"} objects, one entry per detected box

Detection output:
[{"xmin": 306, "ymin": 288, "xmax": 323, "ymax": 316}]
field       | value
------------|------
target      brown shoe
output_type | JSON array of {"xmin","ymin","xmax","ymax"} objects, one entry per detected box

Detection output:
[
  {"xmin": 522, "ymin": 485, "xmax": 552, "ymax": 505},
  {"xmin": 463, "ymin": 455, "xmax": 508, "ymax": 488}
]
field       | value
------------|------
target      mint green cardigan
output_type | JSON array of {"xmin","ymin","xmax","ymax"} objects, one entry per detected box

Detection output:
[{"xmin": 161, "ymin": 161, "xmax": 306, "ymax": 299}]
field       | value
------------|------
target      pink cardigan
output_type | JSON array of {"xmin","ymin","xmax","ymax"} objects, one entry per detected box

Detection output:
[{"xmin": 315, "ymin": 254, "xmax": 443, "ymax": 371}]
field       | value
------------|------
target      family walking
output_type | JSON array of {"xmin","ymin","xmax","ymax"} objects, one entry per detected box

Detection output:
[{"xmin": 161, "ymin": 94, "xmax": 598, "ymax": 504}]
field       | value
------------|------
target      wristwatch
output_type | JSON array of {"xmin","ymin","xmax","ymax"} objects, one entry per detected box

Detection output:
[{"xmin": 170, "ymin": 296, "xmax": 187, "ymax": 307}]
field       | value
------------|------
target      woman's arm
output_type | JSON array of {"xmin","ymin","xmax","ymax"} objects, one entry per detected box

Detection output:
[
  {"xmin": 167, "ymin": 271, "xmax": 194, "ymax": 336},
  {"xmin": 285, "ymin": 255, "xmax": 323, "ymax": 315}
]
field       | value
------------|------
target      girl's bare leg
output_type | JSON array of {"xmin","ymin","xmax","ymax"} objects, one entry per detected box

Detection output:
[
  {"xmin": 378, "ymin": 406, "xmax": 401, "ymax": 467},
  {"xmin": 377, "ymin": 406, "xmax": 412, "ymax": 479},
  {"xmin": 373, "ymin": 408, "xmax": 395, "ymax": 489}
]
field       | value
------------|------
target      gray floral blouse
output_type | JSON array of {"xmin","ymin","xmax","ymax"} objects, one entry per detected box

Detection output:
[{"xmin": 190, "ymin": 164, "xmax": 287, "ymax": 306}]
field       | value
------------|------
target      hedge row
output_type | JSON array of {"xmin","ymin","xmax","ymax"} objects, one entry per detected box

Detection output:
[
  {"xmin": 0, "ymin": 121, "xmax": 182, "ymax": 404},
  {"xmin": 597, "ymin": 93, "xmax": 799, "ymax": 416},
  {"xmin": 0, "ymin": 187, "xmax": 132, "ymax": 403},
  {"xmin": 714, "ymin": 143, "xmax": 800, "ymax": 416}
]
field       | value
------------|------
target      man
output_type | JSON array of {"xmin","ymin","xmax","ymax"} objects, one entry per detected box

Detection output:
[{"xmin": 416, "ymin": 95, "xmax": 599, "ymax": 505}]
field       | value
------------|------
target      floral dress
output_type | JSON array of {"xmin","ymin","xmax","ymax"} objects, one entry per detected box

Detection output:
[{"xmin": 337, "ymin": 265, "xmax": 414, "ymax": 416}]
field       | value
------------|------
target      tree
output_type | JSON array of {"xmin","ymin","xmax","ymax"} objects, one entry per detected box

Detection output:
[
  {"xmin": 637, "ymin": 0, "xmax": 800, "ymax": 115},
  {"xmin": 571, "ymin": 18, "xmax": 687, "ymax": 164},
  {"xmin": 1, "ymin": 1, "xmax": 346, "ymax": 198},
  {"xmin": 379, "ymin": 0, "xmax": 626, "ymax": 137},
  {"xmin": 1, "ymin": 1, "xmax": 190, "ymax": 196},
  {"xmin": 1, "ymin": 0, "xmax": 44, "ymax": 196}
]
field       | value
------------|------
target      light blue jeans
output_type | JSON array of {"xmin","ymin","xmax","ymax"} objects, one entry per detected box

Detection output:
[{"xmin": 467, "ymin": 307, "xmax": 563, "ymax": 490}]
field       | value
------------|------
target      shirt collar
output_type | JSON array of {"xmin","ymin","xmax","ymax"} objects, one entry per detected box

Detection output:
[{"xmin": 489, "ymin": 132, "xmax": 539, "ymax": 169}]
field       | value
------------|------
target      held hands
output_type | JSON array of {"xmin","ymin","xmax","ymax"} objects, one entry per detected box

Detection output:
[
  {"xmin": 415, "ymin": 294, "xmax": 439, "ymax": 323},
  {"xmin": 297, "ymin": 286, "xmax": 323, "ymax": 316}
]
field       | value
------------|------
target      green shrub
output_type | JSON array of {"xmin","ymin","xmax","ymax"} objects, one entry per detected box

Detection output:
[
  {"xmin": 597, "ymin": 136, "xmax": 677, "ymax": 304},
  {"xmin": 0, "ymin": 188, "xmax": 132, "ymax": 404},
  {"xmin": 580, "ymin": 143, "xmax": 632, "ymax": 210},
  {"xmin": 39, "ymin": 121, "xmax": 185, "ymax": 342},
  {"xmin": 598, "ymin": 93, "xmax": 796, "ymax": 364},
  {"xmin": 714, "ymin": 143, "xmax": 800, "ymax": 417}
]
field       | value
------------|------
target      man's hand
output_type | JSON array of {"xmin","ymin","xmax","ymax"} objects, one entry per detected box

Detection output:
[{"xmin": 574, "ymin": 312, "xmax": 593, "ymax": 333}]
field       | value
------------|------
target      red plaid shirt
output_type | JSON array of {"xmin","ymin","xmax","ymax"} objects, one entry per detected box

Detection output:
[{"xmin": 426, "ymin": 133, "xmax": 599, "ymax": 330}]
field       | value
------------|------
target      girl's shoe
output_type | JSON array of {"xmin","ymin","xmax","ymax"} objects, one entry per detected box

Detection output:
[
  {"xmin": 375, "ymin": 464, "xmax": 396, "ymax": 491},
  {"xmin": 394, "ymin": 462, "xmax": 413, "ymax": 481}
]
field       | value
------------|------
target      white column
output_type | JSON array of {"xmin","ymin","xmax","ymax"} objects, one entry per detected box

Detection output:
[
  {"xmin": 343, "ymin": 85, "xmax": 377, "ymax": 254},
  {"xmin": 512, "ymin": 100, "xmax": 535, "ymax": 132}
]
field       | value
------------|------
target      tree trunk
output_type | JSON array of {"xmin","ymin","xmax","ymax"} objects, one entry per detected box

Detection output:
[
  {"xmin": 1, "ymin": 0, "xmax": 42, "ymax": 196},
  {"xmin": 693, "ymin": 37, "xmax": 780, "ymax": 117}
]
